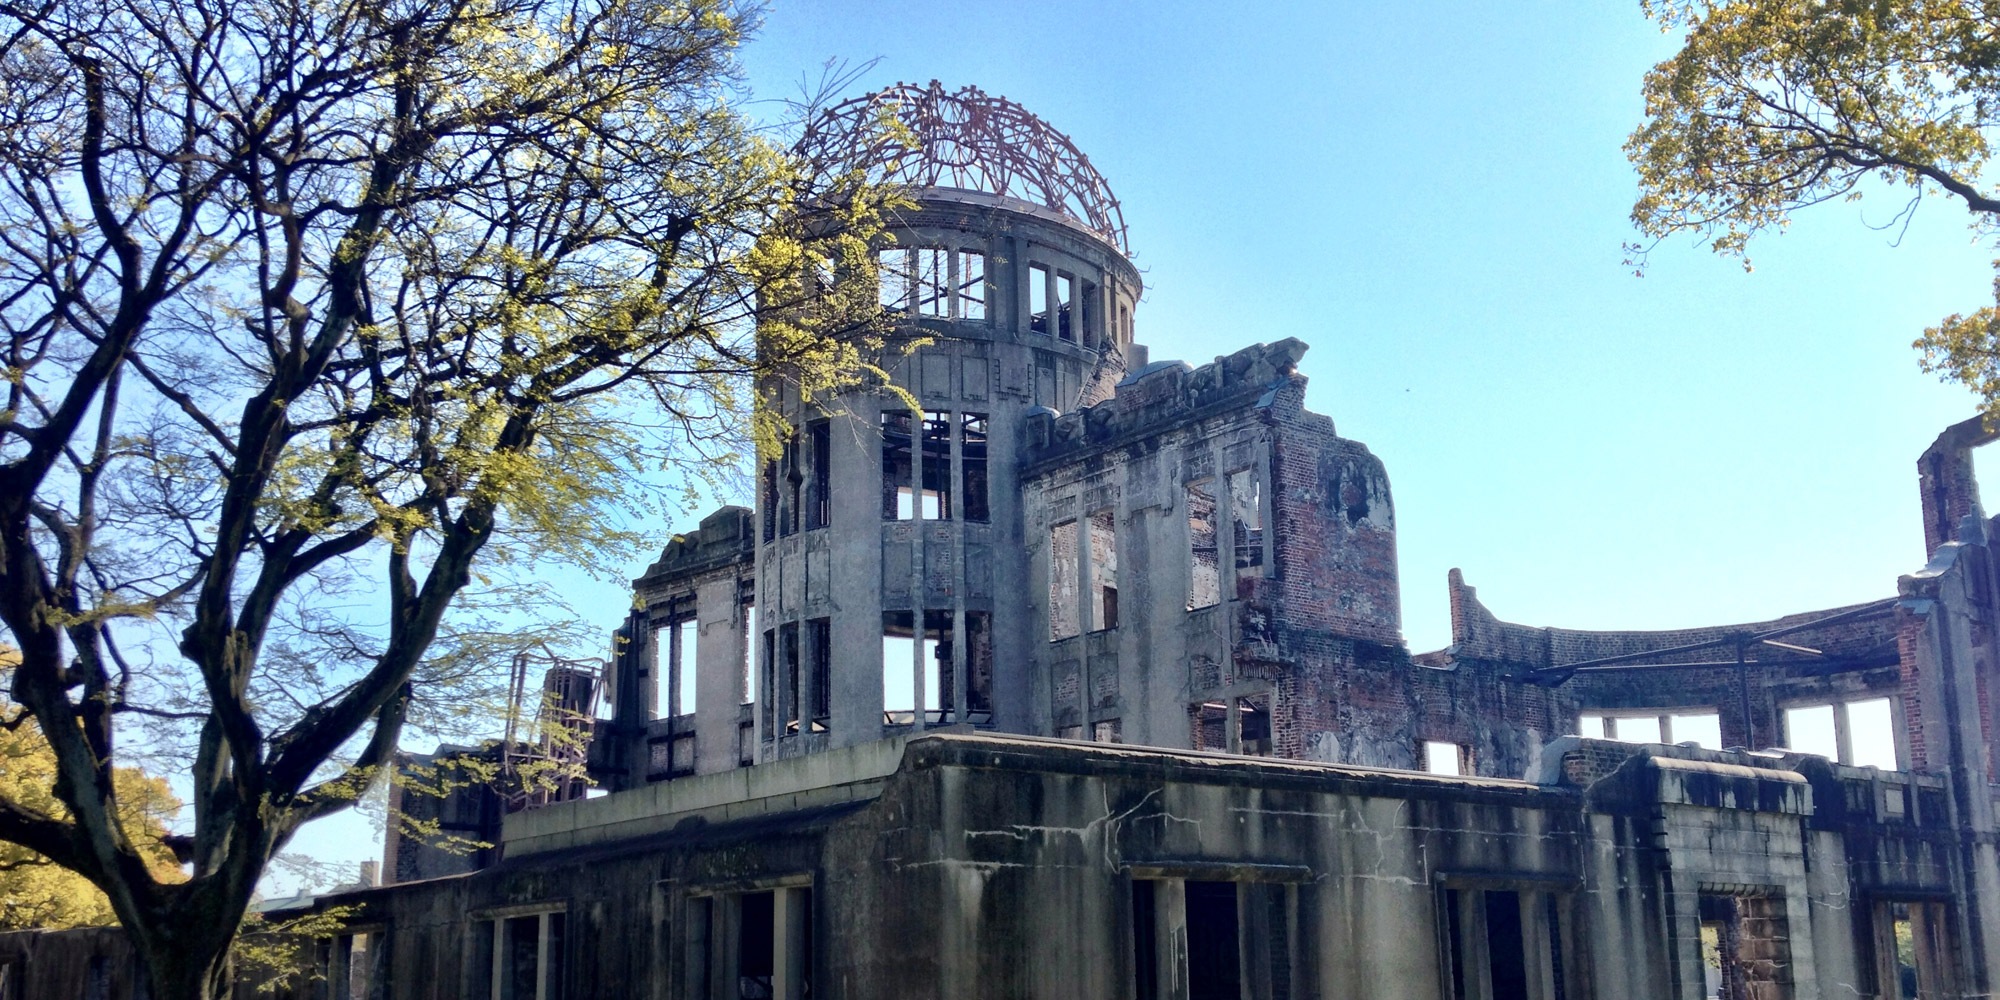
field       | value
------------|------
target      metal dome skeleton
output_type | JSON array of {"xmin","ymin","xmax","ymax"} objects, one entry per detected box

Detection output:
[{"xmin": 796, "ymin": 81, "xmax": 1130, "ymax": 254}]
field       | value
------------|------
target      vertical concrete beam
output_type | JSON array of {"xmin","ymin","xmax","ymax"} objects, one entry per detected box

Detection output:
[{"xmin": 695, "ymin": 578, "xmax": 742, "ymax": 775}]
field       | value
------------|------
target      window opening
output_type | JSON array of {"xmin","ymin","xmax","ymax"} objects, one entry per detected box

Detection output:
[
  {"xmin": 957, "ymin": 251, "xmax": 986, "ymax": 319},
  {"xmin": 491, "ymin": 911, "xmax": 564, "ymax": 1000},
  {"xmin": 1238, "ymin": 695, "xmax": 1271, "ymax": 755},
  {"xmin": 1425, "ymin": 740, "xmax": 1467, "ymax": 776},
  {"xmin": 1089, "ymin": 509, "xmax": 1118, "ymax": 631},
  {"xmin": 921, "ymin": 411, "xmax": 952, "ymax": 519},
  {"xmin": 1848, "ymin": 697, "xmax": 1898, "ymax": 769},
  {"xmin": 1185, "ymin": 881, "xmax": 1242, "ymax": 1000},
  {"xmin": 1487, "ymin": 891, "xmax": 1530, "ymax": 1000},
  {"xmin": 1030, "ymin": 264, "xmax": 1050, "ymax": 335},
  {"xmin": 961, "ymin": 414, "xmax": 989, "ymax": 522},
  {"xmin": 781, "ymin": 431, "xmax": 800, "ymax": 537},
  {"xmin": 761, "ymin": 458, "xmax": 779, "ymax": 542},
  {"xmin": 1700, "ymin": 892, "xmax": 1791, "ymax": 1000},
  {"xmin": 1118, "ymin": 303, "xmax": 1130, "ymax": 345},
  {"xmin": 806, "ymin": 421, "xmax": 831, "ymax": 530},
  {"xmin": 1579, "ymin": 710, "xmax": 1720, "ymax": 749},
  {"xmin": 966, "ymin": 611, "xmax": 994, "ymax": 721},
  {"xmin": 1188, "ymin": 479, "xmax": 1220, "ymax": 610},
  {"xmin": 739, "ymin": 891, "xmax": 775, "ymax": 999},
  {"xmin": 878, "ymin": 249, "xmax": 911, "ymax": 312},
  {"xmin": 915, "ymin": 248, "xmax": 949, "ymax": 317},
  {"xmin": 1447, "ymin": 889, "xmax": 1563, "ymax": 1000},
  {"xmin": 675, "ymin": 619, "xmax": 698, "ymax": 717},
  {"xmin": 1050, "ymin": 520, "xmax": 1081, "ymax": 640},
  {"xmin": 780, "ymin": 623, "xmax": 800, "ymax": 735},
  {"xmin": 925, "ymin": 610, "xmax": 954, "ymax": 724},
  {"xmin": 758, "ymin": 629, "xmax": 775, "ymax": 737},
  {"xmin": 808, "ymin": 618, "xmax": 831, "ymax": 730},
  {"xmin": 1228, "ymin": 468, "xmax": 1264, "ymax": 573},
  {"xmin": 1878, "ymin": 899, "xmax": 1952, "ymax": 1000},
  {"xmin": 881, "ymin": 410, "xmax": 914, "ymax": 520},
  {"xmin": 1782, "ymin": 697, "xmax": 1900, "ymax": 768},
  {"xmin": 881, "ymin": 612, "xmax": 945, "ymax": 725},
  {"xmin": 742, "ymin": 602, "xmax": 757, "ymax": 707},
  {"xmin": 1193, "ymin": 701, "xmax": 1227, "ymax": 752},
  {"xmin": 1056, "ymin": 272, "xmax": 1076, "ymax": 342}
]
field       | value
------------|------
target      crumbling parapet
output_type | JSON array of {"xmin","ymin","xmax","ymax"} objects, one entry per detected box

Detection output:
[{"xmin": 1918, "ymin": 415, "xmax": 1997, "ymax": 557}]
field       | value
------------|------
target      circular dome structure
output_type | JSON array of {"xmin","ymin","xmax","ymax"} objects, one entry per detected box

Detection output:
[{"xmin": 797, "ymin": 81, "xmax": 1130, "ymax": 254}]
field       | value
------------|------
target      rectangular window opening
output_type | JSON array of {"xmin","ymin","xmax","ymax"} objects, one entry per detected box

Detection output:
[
  {"xmin": 1185, "ymin": 881, "xmax": 1242, "ymax": 1000},
  {"xmin": 1056, "ymin": 272, "xmax": 1076, "ymax": 342},
  {"xmin": 781, "ymin": 431, "xmax": 800, "ymax": 537},
  {"xmin": 1050, "ymin": 520, "xmax": 1081, "ymax": 640},
  {"xmin": 1188, "ymin": 478, "xmax": 1220, "ymax": 610},
  {"xmin": 883, "ymin": 611, "xmax": 914, "ymax": 725},
  {"xmin": 915, "ymin": 247, "xmax": 949, "ymax": 317},
  {"xmin": 806, "ymin": 421, "xmax": 831, "ymax": 530},
  {"xmin": 1784, "ymin": 703, "xmax": 1840, "ymax": 760},
  {"xmin": 738, "ymin": 891, "xmax": 775, "ymax": 999},
  {"xmin": 1089, "ymin": 509, "xmax": 1118, "ymax": 631},
  {"xmin": 1447, "ymin": 889, "xmax": 1564, "ymax": 1000},
  {"xmin": 780, "ymin": 622, "xmax": 800, "ymax": 735},
  {"xmin": 961, "ymin": 414, "xmax": 989, "ymax": 523},
  {"xmin": 674, "ymin": 618, "xmax": 698, "ymax": 718},
  {"xmin": 957, "ymin": 250, "xmax": 986, "ymax": 320},
  {"xmin": 1425, "ymin": 740, "xmax": 1467, "ymax": 776},
  {"xmin": 1238, "ymin": 695, "xmax": 1271, "ymax": 756},
  {"xmin": 881, "ymin": 410, "xmax": 914, "ymax": 520},
  {"xmin": 921, "ymin": 411, "xmax": 952, "ymax": 520},
  {"xmin": 925, "ymin": 609, "xmax": 954, "ymax": 725},
  {"xmin": 1029, "ymin": 264, "xmax": 1050, "ymax": 335},
  {"xmin": 760, "ymin": 459, "xmax": 779, "ymax": 542},
  {"xmin": 742, "ymin": 602, "xmax": 757, "ymax": 707},
  {"xmin": 878, "ymin": 249, "xmax": 910, "ymax": 312},
  {"xmin": 808, "ymin": 618, "xmax": 831, "ymax": 730},
  {"xmin": 1878, "ymin": 899, "xmax": 1952, "ymax": 1000},
  {"xmin": 966, "ymin": 611, "xmax": 994, "ymax": 721},
  {"xmin": 1228, "ymin": 467, "xmax": 1264, "ymax": 574},
  {"xmin": 1700, "ymin": 892, "xmax": 1792, "ymax": 1000},
  {"xmin": 1192, "ymin": 701, "xmax": 1227, "ymax": 752}
]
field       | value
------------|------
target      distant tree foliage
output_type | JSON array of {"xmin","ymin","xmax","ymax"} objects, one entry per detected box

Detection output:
[
  {"xmin": 1, "ymin": 670, "xmax": 185, "ymax": 929},
  {"xmin": 0, "ymin": 0, "xmax": 898, "ymax": 995},
  {"xmin": 1628, "ymin": 0, "xmax": 2000, "ymax": 415}
]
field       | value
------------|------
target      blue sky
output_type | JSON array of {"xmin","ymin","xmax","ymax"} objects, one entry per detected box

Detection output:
[{"xmin": 275, "ymin": 1, "xmax": 1995, "ymax": 890}]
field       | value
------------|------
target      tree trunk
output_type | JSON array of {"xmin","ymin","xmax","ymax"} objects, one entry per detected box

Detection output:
[{"xmin": 138, "ymin": 904, "xmax": 240, "ymax": 1000}]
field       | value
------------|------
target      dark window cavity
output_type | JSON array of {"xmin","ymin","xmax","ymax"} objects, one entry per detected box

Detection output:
[
  {"xmin": 1185, "ymin": 881, "xmax": 1242, "ymax": 1000},
  {"xmin": 807, "ymin": 421, "xmax": 831, "ymax": 530},
  {"xmin": 921, "ymin": 411, "xmax": 952, "ymax": 519},
  {"xmin": 961, "ymin": 414, "xmax": 989, "ymax": 522}
]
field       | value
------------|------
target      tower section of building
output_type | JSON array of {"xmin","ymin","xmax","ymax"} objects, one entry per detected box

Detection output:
[{"xmin": 753, "ymin": 83, "xmax": 1142, "ymax": 759}]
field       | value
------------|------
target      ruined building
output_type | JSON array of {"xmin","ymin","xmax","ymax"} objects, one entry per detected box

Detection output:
[{"xmin": 8, "ymin": 82, "xmax": 2000, "ymax": 1000}]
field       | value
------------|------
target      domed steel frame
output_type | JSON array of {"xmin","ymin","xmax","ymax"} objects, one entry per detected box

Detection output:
[{"xmin": 797, "ymin": 80, "xmax": 1130, "ymax": 254}]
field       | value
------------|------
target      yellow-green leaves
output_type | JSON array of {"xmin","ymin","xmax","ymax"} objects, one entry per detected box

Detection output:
[{"xmin": 1630, "ymin": 0, "xmax": 2000, "ymax": 414}]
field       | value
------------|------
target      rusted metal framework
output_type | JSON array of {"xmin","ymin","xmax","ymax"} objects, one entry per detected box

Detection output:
[
  {"xmin": 500, "ymin": 644, "xmax": 604, "ymax": 811},
  {"xmin": 797, "ymin": 80, "xmax": 1130, "ymax": 254}
]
